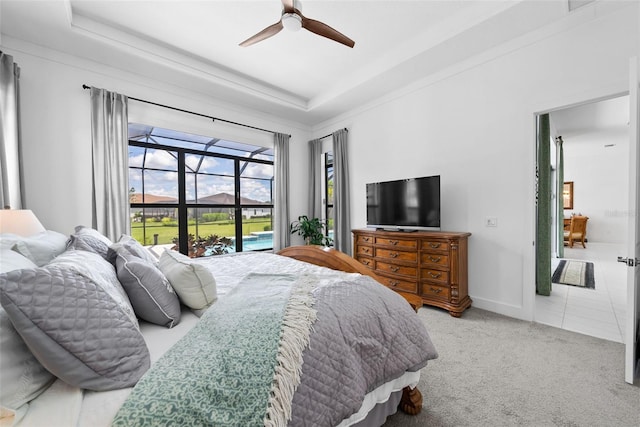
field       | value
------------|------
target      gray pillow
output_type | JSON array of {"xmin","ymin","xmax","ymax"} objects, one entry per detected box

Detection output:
[
  {"xmin": 115, "ymin": 250, "xmax": 181, "ymax": 328},
  {"xmin": 0, "ymin": 266, "xmax": 150, "ymax": 391},
  {"xmin": 67, "ymin": 226, "xmax": 113, "ymax": 259},
  {"xmin": 107, "ymin": 234, "xmax": 158, "ymax": 266},
  {"xmin": 49, "ymin": 250, "xmax": 138, "ymax": 328}
]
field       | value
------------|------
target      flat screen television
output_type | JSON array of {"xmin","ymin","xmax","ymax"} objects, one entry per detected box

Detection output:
[{"xmin": 366, "ymin": 175, "xmax": 441, "ymax": 231}]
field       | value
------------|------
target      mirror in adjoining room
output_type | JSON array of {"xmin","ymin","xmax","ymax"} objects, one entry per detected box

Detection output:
[{"xmin": 562, "ymin": 181, "xmax": 573, "ymax": 210}]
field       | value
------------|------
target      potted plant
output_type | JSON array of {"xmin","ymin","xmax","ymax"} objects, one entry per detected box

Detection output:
[
  {"xmin": 290, "ymin": 215, "xmax": 333, "ymax": 246},
  {"xmin": 172, "ymin": 234, "xmax": 232, "ymax": 258}
]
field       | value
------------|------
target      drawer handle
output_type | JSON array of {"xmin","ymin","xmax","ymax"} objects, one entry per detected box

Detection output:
[
  {"xmin": 363, "ymin": 237, "xmax": 370, "ymax": 242},
  {"xmin": 429, "ymin": 243, "xmax": 440, "ymax": 249},
  {"xmin": 362, "ymin": 247, "xmax": 370, "ymax": 253},
  {"xmin": 429, "ymin": 256, "xmax": 441, "ymax": 263},
  {"xmin": 428, "ymin": 272, "xmax": 442, "ymax": 279},
  {"xmin": 362, "ymin": 259, "xmax": 370, "ymax": 265},
  {"xmin": 390, "ymin": 240, "xmax": 399, "ymax": 245},
  {"xmin": 390, "ymin": 281, "xmax": 399, "ymax": 287},
  {"xmin": 390, "ymin": 266, "xmax": 400, "ymax": 272},
  {"xmin": 430, "ymin": 287, "xmax": 442, "ymax": 294},
  {"xmin": 390, "ymin": 252, "xmax": 399, "ymax": 258}
]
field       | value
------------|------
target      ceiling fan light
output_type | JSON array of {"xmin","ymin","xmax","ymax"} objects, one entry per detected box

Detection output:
[{"xmin": 282, "ymin": 13, "xmax": 302, "ymax": 31}]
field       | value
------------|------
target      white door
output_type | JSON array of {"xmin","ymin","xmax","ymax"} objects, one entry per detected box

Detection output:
[{"xmin": 622, "ymin": 57, "xmax": 640, "ymax": 384}]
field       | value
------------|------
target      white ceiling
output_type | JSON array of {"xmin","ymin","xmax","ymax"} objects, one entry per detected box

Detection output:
[
  {"xmin": 0, "ymin": 0, "xmax": 627, "ymax": 127},
  {"xmin": 550, "ymin": 95, "xmax": 630, "ymax": 148}
]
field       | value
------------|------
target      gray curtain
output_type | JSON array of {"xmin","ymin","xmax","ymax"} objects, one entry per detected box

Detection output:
[
  {"xmin": 556, "ymin": 136, "xmax": 564, "ymax": 259},
  {"xmin": 308, "ymin": 138, "xmax": 323, "ymax": 219},
  {"xmin": 0, "ymin": 51, "xmax": 24, "ymax": 209},
  {"xmin": 90, "ymin": 87, "xmax": 130, "ymax": 241},
  {"xmin": 332, "ymin": 129, "xmax": 351, "ymax": 256},
  {"xmin": 273, "ymin": 132, "xmax": 290, "ymax": 250},
  {"xmin": 536, "ymin": 114, "xmax": 552, "ymax": 296}
]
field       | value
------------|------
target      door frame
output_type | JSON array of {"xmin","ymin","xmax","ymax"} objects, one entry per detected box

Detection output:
[
  {"xmin": 530, "ymin": 88, "xmax": 635, "ymax": 382},
  {"xmin": 624, "ymin": 57, "xmax": 639, "ymax": 384}
]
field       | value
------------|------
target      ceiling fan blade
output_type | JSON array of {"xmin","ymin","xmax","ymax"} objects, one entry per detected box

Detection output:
[
  {"xmin": 301, "ymin": 15, "xmax": 355, "ymax": 48},
  {"xmin": 281, "ymin": 0, "xmax": 295, "ymax": 14},
  {"xmin": 239, "ymin": 21, "xmax": 284, "ymax": 47}
]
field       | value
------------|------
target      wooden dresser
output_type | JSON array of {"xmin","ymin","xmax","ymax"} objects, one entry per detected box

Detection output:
[{"xmin": 352, "ymin": 228, "xmax": 472, "ymax": 317}]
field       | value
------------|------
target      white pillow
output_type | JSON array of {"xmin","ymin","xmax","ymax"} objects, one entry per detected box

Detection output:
[
  {"xmin": 158, "ymin": 249, "xmax": 217, "ymax": 310},
  {"xmin": 0, "ymin": 233, "xmax": 21, "ymax": 250},
  {"xmin": 0, "ymin": 249, "xmax": 38, "ymax": 273},
  {"xmin": 11, "ymin": 230, "xmax": 68, "ymax": 267},
  {"xmin": 0, "ymin": 307, "xmax": 56, "ymax": 422},
  {"xmin": 0, "ymin": 239, "xmax": 51, "ymax": 423}
]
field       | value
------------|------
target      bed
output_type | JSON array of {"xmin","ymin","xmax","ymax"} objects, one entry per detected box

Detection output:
[{"xmin": 0, "ymin": 228, "xmax": 438, "ymax": 427}]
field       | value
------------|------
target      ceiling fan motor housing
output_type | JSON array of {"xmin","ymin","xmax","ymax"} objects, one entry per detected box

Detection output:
[{"xmin": 282, "ymin": 13, "xmax": 302, "ymax": 31}]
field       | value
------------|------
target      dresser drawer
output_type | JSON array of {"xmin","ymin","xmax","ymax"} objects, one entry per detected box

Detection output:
[
  {"xmin": 356, "ymin": 245, "xmax": 374, "ymax": 257},
  {"xmin": 421, "ymin": 268, "xmax": 449, "ymax": 284},
  {"xmin": 378, "ymin": 275, "xmax": 418, "ymax": 293},
  {"xmin": 376, "ymin": 248, "xmax": 417, "ymax": 263},
  {"xmin": 377, "ymin": 261, "xmax": 418, "ymax": 278},
  {"xmin": 356, "ymin": 234, "xmax": 375, "ymax": 245},
  {"xmin": 376, "ymin": 237, "xmax": 417, "ymax": 249},
  {"xmin": 421, "ymin": 240, "xmax": 448, "ymax": 253},
  {"xmin": 355, "ymin": 256, "xmax": 374, "ymax": 269},
  {"xmin": 421, "ymin": 283, "xmax": 450, "ymax": 300},
  {"xmin": 420, "ymin": 252, "xmax": 449, "ymax": 268}
]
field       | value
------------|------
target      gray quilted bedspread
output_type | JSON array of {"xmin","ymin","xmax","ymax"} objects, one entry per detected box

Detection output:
[{"xmin": 289, "ymin": 274, "xmax": 438, "ymax": 426}]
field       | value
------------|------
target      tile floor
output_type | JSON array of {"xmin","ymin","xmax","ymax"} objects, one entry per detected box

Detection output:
[{"xmin": 534, "ymin": 242, "xmax": 628, "ymax": 343}]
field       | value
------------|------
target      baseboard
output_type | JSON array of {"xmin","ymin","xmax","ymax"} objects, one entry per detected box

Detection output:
[{"xmin": 469, "ymin": 297, "xmax": 529, "ymax": 321}]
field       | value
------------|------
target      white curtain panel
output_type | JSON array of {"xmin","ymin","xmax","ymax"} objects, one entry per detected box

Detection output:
[
  {"xmin": 307, "ymin": 138, "xmax": 323, "ymax": 219},
  {"xmin": 333, "ymin": 129, "xmax": 351, "ymax": 256},
  {"xmin": 0, "ymin": 51, "xmax": 24, "ymax": 209},
  {"xmin": 89, "ymin": 87, "xmax": 130, "ymax": 241},
  {"xmin": 273, "ymin": 132, "xmax": 290, "ymax": 250}
]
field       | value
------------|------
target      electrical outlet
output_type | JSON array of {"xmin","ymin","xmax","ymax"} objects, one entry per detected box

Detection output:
[{"xmin": 485, "ymin": 217, "xmax": 497, "ymax": 227}]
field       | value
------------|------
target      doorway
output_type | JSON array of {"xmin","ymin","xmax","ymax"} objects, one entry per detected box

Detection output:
[{"xmin": 535, "ymin": 95, "xmax": 630, "ymax": 342}]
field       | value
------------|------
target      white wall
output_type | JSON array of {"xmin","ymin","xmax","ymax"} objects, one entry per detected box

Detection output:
[
  {"xmin": 312, "ymin": 3, "xmax": 639, "ymax": 319},
  {"xmin": 562, "ymin": 128, "xmax": 629, "ymax": 244},
  {"xmin": 2, "ymin": 38, "xmax": 311, "ymax": 236}
]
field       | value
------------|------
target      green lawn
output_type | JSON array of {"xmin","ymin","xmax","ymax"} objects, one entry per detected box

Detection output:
[{"xmin": 132, "ymin": 219, "xmax": 272, "ymax": 245}]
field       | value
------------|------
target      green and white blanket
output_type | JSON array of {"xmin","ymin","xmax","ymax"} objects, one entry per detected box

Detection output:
[
  {"xmin": 112, "ymin": 252, "xmax": 438, "ymax": 427},
  {"xmin": 112, "ymin": 273, "xmax": 317, "ymax": 427}
]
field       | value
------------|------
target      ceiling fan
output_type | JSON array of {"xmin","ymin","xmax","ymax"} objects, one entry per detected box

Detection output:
[{"xmin": 239, "ymin": 0, "xmax": 355, "ymax": 48}]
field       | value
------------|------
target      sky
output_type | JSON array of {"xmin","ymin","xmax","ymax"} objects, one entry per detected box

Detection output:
[{"xmin": 128, "ymin": 146, "xmax": 274, "ymax": 203}]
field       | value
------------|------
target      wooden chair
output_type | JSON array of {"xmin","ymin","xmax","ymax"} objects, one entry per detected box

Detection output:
[{"xmin": 564, "ymin": 215, "xmax": 589, "ymax": 248}]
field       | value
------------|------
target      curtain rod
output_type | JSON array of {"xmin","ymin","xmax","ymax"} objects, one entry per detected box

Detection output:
[
  {"xmin": 317, "ymin": 128, "xmax": 348, "ymax": 140},
  {"xmin": 82, "ymin": 85, "xmax": 290, "ymax": 137}
]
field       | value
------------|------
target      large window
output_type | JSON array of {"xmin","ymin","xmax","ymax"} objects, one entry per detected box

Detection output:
[
  {"xmin": 128, "ymin": 124, "xmax": 274, "ymax": 256},
  {"xmin": 324, "ymin": 152, "xmax": 334, "ymax": 240}
]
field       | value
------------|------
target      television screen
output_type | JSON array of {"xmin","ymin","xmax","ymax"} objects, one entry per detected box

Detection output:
[{"xmin": 366, "ymin": 175, "xmax": 440, "ymax": 230}]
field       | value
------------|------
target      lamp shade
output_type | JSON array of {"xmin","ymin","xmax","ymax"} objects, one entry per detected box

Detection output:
[{"xmin": 0, "ymin": 210, "xmax": 46, "ymax": 236}]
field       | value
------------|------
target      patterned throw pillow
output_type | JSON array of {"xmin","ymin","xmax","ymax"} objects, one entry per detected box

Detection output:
[{"xmin": 66, "ymin": 226, "xmax": 113, "ymax": 259}]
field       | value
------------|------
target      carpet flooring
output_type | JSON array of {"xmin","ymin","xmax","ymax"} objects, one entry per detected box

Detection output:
[
  {"xmin": 551, "ymin": 260, "xmax": 595, "ymax": 289},
  {"xmin": 382, "ymin": 307, "xmax": 639, "ymax": 427}
]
